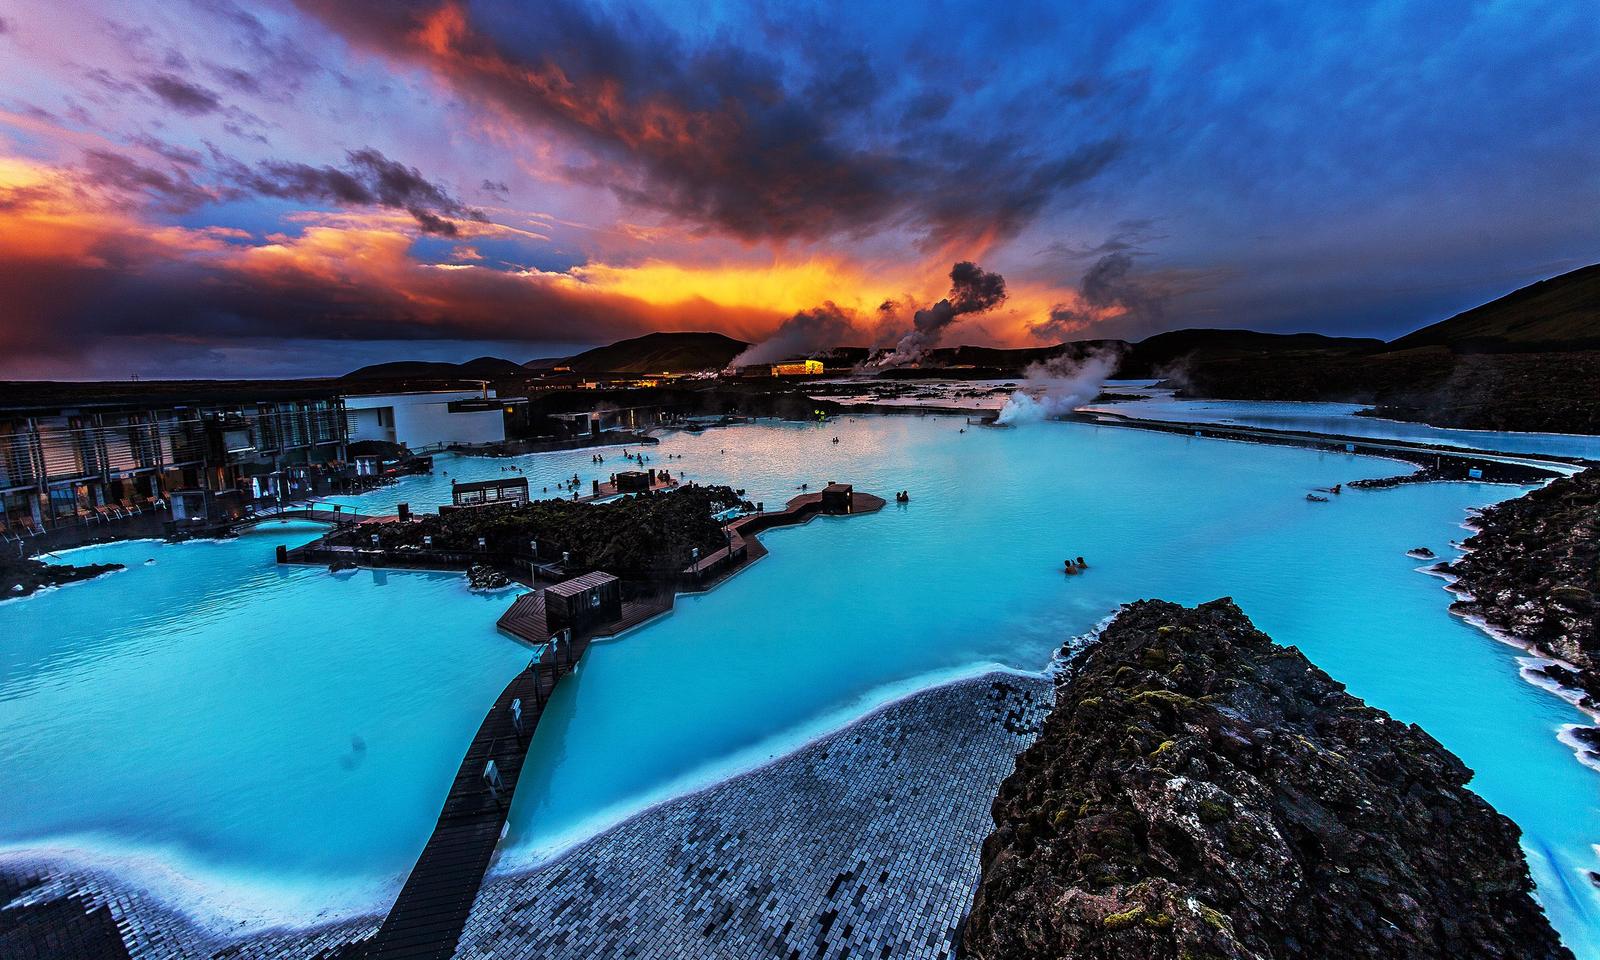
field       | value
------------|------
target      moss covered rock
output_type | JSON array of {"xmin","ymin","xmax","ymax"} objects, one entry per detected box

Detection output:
[{"xmin": 961, "ymin": 598, "xmax": 1571, "ymax": 960}]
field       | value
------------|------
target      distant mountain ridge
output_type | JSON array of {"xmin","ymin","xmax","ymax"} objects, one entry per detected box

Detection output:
[
  {"xmin": 336, "ymin": 263, "xmax": 1598, "ymax": 407},
  {"xmin": 342, "ymin": 356, "xmax": 527, "ymax": 380},
  {"xmin": 1389, "ymin": 262, "xmax": 1600, "ymax": 352},
  {"xmin": 555, "ymin": 331, "xmax": 749, "ymax": 373}
]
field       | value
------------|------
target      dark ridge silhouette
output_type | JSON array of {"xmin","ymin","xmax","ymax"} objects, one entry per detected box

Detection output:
[
  {"xmin": 556, "ymin": 331, "xmax": 750, "ymax": 373},
  {"xmin": 1389, "ymin": 262, "xmax": 1600, "ymax": 353},
  {"xmin": 342, "ymin": 356, "xmax": 528, "ymax": 380}
]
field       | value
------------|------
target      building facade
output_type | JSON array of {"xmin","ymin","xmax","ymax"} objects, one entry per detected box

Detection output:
[
  {"xmin": 344, "ymin": 391, "xmax": 508, "ymax": 450},
  {"xmin": 771, "ymin": 359, "xmax": 824, "ymax": 376},
  {"xmin": 0, "ymin": 396, "xmax": 347, "ymax": 535}
]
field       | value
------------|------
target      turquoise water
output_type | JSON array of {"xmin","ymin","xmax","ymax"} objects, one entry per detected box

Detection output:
[
  {"xmin": 0, "ymin": 522, "xmax": 530, "ymax": 923},
  {"xmin": 2, "ymin": 416, "xmax": 1597, "ymax": 953},
  {"xmin": 1085, "ymin": 391, "xmax": 1600, "ymax": 460}
]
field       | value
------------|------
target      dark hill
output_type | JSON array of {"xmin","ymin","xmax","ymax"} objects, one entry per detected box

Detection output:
[
  {"xmin": 342, "ymin": 356, "xmax": 526, "ymax": 380},
  {"xmin": 562, "ymin": 332, "xmax": 748, "ymax": 373},
  {"xmin": 1389, "ymin": 263, "xmax": 1600, "ymax": 352},
  {"xmin": 1119, "ymin": 328, "xmax": 1382, "ymax": 376}
]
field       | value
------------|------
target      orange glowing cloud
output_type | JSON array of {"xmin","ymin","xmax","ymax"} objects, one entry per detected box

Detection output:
[
  {"xmin": 0, "ymin": 141, "xmax": 1087, "ymax": 380},
  {"xmin": 0, "ymin": 153, "xmax": 790, "ymax": 360},
  {"xmin": 569, "ymin": 258, "xmax": 879, "ymax": 319}
]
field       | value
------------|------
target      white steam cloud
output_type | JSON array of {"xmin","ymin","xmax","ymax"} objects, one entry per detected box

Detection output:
[
  {"xmin": 724, "ymin": 303, "xmax": 860, "ymax": 371},
  {"xmin": 995, "ymin": 348, "xmax": 1122, "ymax": 425}
]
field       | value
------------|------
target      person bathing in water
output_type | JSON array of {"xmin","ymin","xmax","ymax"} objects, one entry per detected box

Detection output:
[{"xmin": 1064, "ymin": 556, "xmax": 1088, "ymax": 574}]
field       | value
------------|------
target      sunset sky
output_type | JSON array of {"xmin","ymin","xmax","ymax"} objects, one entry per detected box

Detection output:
[{"xmin": 1, "ymin": 0, "xmax": 1596, "ymax": 379}]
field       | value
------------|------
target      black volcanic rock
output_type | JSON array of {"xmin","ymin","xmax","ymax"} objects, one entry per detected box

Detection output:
[
  {"xmin": 962, "ymin": 598, "xmax": 1570, "ymax": 960},
  {"xmin": 1443, "ymin": 468, "xmax": 1600, "ymax": 704},
  {"xmin": 2, "ymin": 555, "xmax": 123, "ymax": 598},
  {"xmin": 1121, "ymin": 328, "xmax": 1382, "ymax": 376},
  {"xmin": 1154, "ymin": 265, "xmax": 1600, "ymax": 434}
]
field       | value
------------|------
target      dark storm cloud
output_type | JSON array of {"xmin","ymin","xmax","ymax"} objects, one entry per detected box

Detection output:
[
  {"xmin": 0, "ymin": 239, "xmax": 765, "ymax": 371},
  {"xmin": 234, "ymin": 148, "xmax": 486, "ymax": 235},
  {"xmin": 82, "ymin": 149, "xmax": 215, "ymax": 211},
  {"xmin": 127, "ymin": 134, "xmax": 204, "ymax": 167},
  {"xmin": 290, "ymin": 0, "xmax": 1118, "ymax": 244},
  {"xmin": 76, "ymin": 142, "xmax": 487, "ymax": 232},
  {"xmin": 143, "ymin": 72, "xmax": 223, "ymax": 115}
]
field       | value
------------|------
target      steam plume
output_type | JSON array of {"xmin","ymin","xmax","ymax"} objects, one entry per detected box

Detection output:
[
  {"xmin": 995, "ymin": 346, "xmax": 1123, "ymax": 425},
  {"xmin": 874, "ymin": 261, "xmax": 1006, "ymax": 366},
  {"xmin": 725, "ymin": 302, "xmax": 862, "ymax": 370}
]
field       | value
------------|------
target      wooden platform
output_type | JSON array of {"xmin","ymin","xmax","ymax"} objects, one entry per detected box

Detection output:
[{"xmin": 495, "ymin": 592, "xmax": 549, "ymax": 646}]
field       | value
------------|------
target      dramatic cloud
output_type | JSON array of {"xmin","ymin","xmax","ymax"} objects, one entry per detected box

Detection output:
[
  {"xmin": 81, "ymin": 149, "xmax": 216, "ymax": 212},
  {"xmin": 143, "ymin": 72, "xmax": 223, "ymax": 115},
  {"xmin": 2, "ymin": 0, "xmax": 1599, "ymax": 376},
  {"xmin": 290, "ymin": 0, "xmax": 1117, "ymax": 245},
  {"xmin": 231, "ymin": 148, "xmax": 486, "ymax": 235},
  {"xmin": 0, "ymin": 160, "xmax": 775, "ymax": 373}
]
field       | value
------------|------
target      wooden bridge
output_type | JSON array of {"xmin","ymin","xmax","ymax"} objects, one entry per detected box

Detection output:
[
  {"xmin": 241, "ymin": 502, "xmax": 382, "ymax": 527},
  {"xmin": 360, "ymin": 485, "xmax": 886, "ymax": 958},
  {"xmin": 364, "ymin": 629, "xmax": 587, "ymax": 959}
]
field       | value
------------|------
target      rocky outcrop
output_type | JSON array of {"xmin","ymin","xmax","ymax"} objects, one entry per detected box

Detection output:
[
  {"xmin": 962, "ymin": 598, "xmax": 1570, "ymax": 960},
  {"xmin": 2, "ymin": 555, "xmax": 123, "ymax": 599},
  {"xmin": 1440, "ymin": 468, "xmax": 1599, "ymax": 708},
  {"xmin": 466, "ymin": 564, "xmax": 512, "ymax": 590}
]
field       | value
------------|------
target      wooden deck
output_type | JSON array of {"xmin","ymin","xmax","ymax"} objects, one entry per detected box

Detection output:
[
  {"xmin": 685, "ymin": 489, "xmax": 885, "ymax": 586},
  {"xmin": 495, "ymin": 592, "xmax": 550, "ymax": 646}
]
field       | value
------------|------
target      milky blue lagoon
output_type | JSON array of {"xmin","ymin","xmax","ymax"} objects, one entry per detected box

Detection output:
[{"xmin": 3, "ymin": 415, "xmax": 1598, "ymax": 953}]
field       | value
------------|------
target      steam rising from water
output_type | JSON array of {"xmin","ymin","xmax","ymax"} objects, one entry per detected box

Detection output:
[{"xmin": 996, "ymin": 348, "xmax": 1122, "ymax": 424}]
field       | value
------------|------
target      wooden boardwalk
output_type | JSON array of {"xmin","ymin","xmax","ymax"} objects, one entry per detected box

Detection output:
[
  {"xmin": 366, "ymin": 630, "xmax": 589, "ymax": 959},
  {"xmin": 365, "ymin": 484, "xmax": 885, "ymax": 959}
]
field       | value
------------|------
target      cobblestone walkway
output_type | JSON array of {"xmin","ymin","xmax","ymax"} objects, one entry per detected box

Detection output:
[
  {"xmin": 454, "ymin": 674, "xmax": 1051, "ymax": 960},
  {"xmin": 1, "ymin": 673, "xmax": 1051, "ymax": 960}
]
